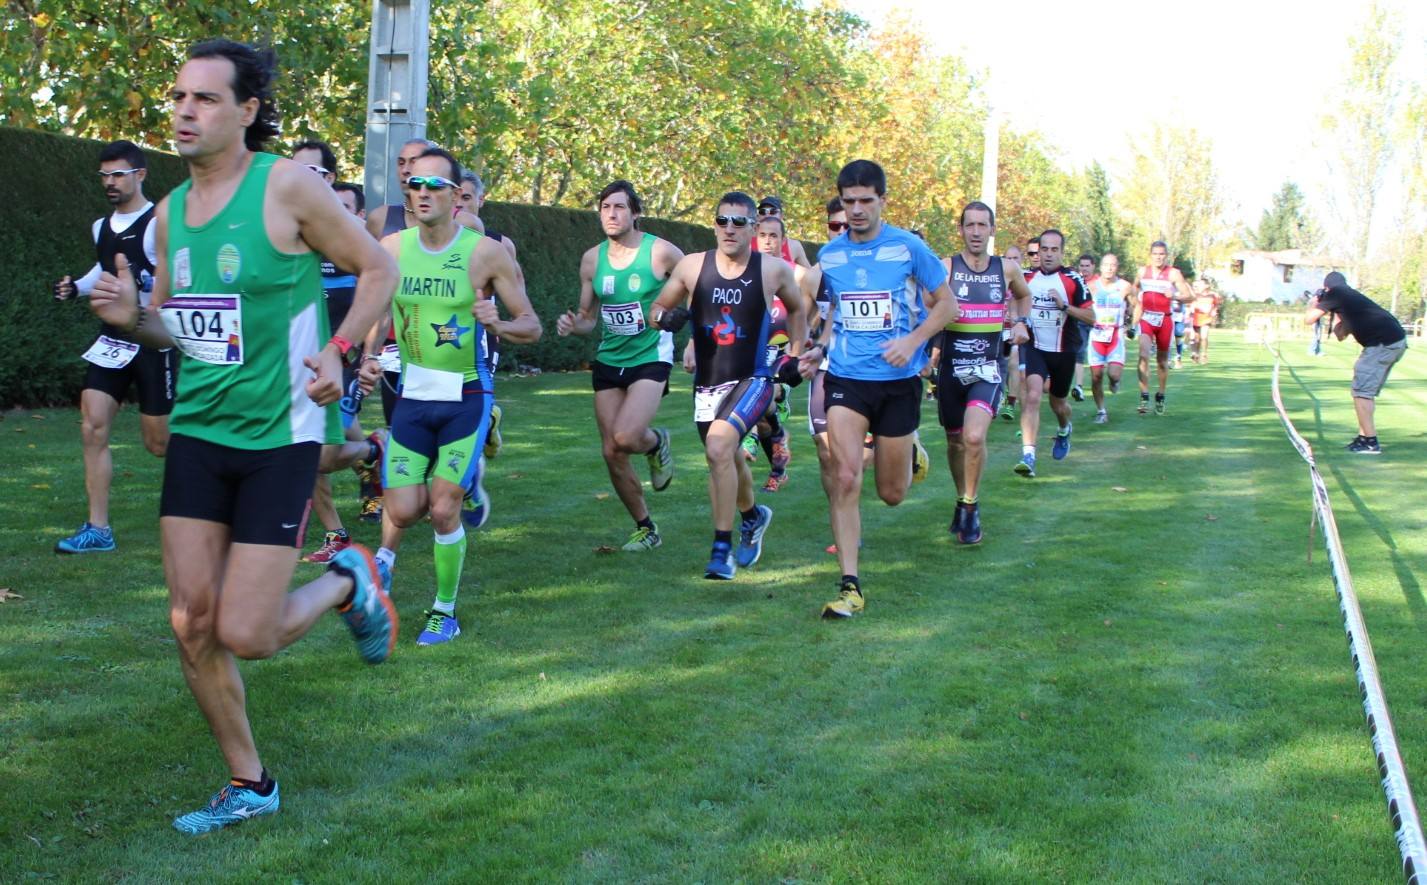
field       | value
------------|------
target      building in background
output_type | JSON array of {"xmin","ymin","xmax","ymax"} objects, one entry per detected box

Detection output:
[{"xmin": 1212, "ymin": 249, "xmax": 1347, "ymax": 302}]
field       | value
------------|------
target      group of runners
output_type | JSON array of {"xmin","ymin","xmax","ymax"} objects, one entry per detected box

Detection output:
[{"xmin": 51, "ymin": 39, "xmax": 1243, "ymax": 835}]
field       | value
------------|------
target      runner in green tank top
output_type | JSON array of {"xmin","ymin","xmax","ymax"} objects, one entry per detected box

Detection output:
[
  {"xmin": 357, "ymin": 147, "xmax": 541, "ymax": 648},
  {"xmin": 87, "ymin": 39, "xmax": 400, "ymax": 835},
  {"xmin": 556, "ymin": 180, "xmax": 684, "ymax": 552}
]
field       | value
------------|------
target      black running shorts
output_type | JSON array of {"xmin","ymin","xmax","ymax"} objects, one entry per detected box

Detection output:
[
  {"xmin": 83, "ymin": 346, "xmax": 177, "ymax": 416},
  {"xmin": 592, "ymin": 360, "xmax": 672, "ymax": 394},
  {"xmin": 160, "ymin": 434, "xmax": 320, "ymax": 547},
  {"xmin": 1022, "ymin": 347, "xmax": 1077, "ymax": 399},
  {"xmin": 822, "ymin": 374, "xmax": 921, "ymax": 437}
]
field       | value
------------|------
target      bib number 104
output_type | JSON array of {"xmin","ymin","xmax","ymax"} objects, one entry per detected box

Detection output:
[{"xmin": 173, "ymin": 310, "xmax": 226, "ymax": 340}]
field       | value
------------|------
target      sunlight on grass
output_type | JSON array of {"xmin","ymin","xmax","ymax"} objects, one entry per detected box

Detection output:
[{"xmin": 1, "ymin": 338, "xmax": 1424, "ymax": 880}]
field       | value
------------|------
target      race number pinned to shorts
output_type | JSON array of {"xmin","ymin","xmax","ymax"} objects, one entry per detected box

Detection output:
[
  {"xmin": 402, "ymin": 362, "xmax": 463, "ymax": 402},
  {"xmin": 953, "ymin": 363, "xmax": 1000, "ymax": 385},
  {"xmin": 600, "ymin": 301, "xmax": 646, "ymax": 336},
  {"xmin": 1141, "ymin": 311, "xmax": 1165, "ymax": 328},
  {"xmin": 693, "ymin": 380, "xmax": 738, "ymax": 423},
  {"xmin": 378, "ymin": 343, "xmax": 402, "ymax": 373},
  {"xmin": 838, "ymin": 291, "xmax": 893, "ymax": 332},
  {"xmin": 1090, "ymin": 324, "xmax": 1117, "ymax": 344},
  {"xmin": 159, "ymin": 295, "xmax": 243, "ymax": 365},
  {"xmin": 81, "ymin": 335, "xmax": 140, "ymax": 369}
]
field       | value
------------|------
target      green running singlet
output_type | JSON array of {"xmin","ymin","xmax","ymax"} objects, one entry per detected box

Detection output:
[
  {"xmin": 394, "ymin": 226, "xmax": 487, "ymax": 387},
  {"xmin": 163, "ymin": 153, "xmax": 340, "ymax": 449},
  {"xmin": 594, "ymin": 233, "xmax": 674, "ymax": 368}
]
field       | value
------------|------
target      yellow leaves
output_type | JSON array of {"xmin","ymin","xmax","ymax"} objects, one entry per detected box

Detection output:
[
  {"xmin": 126, "ymin": 91, "xmax": 142, "ymax": 112},
  {"xmin": 32, "ymin": 12, "xmax": 51, "ymax": 27}
]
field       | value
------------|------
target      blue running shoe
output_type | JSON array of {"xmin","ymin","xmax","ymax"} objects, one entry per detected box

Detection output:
[
  {"xmin": 329, "ymin": 545, "xmax": 397, "ymax": 664},
  {"xmin": 1052, "ymin": 430, "xmax": 1071, "ymax": 460},
  {"xmin": 461, "ymin": 455, "xmax": 491, "ymax": 530},
  {"xmin": 735, "ymin": 504, "xmax": 773, "ymax": 568},
  {"xmin": 957, "ymin": 502, "xmax": 983, "ymax": 545},
  {"xmin": 173, "ymin": 780, "xmax": 280, "ymax": 834},
  {"xmin": 416, "ymin": 610, "xmax": 461, "ymax": 646},
  {"xmin": 1014, "ymin": 452, "xmax": 1036, "ymax": 478},
  {"xmin": 55, "ymin": 522, "xmax": 115, "ymax": 554},
  {"xmin": 704, "ymin": 542, "xmax": 736, "ymax": 580}
]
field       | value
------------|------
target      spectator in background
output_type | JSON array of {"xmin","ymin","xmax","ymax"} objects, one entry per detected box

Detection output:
[{"xmin": 1304, "ymin": 272, "xmax": 1407, "ymax": 454}]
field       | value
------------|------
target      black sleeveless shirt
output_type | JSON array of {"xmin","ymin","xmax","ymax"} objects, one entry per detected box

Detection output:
[
  {"xmin": 96, "ymin": 205, "xmax": 156, "ymax": 339},
  {"xmin": 691, "ymin": 251, "xmax": 775, "ymax": 387}
]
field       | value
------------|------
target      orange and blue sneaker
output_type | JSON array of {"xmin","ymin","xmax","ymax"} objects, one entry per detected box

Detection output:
[
  {"xmin": 329, "ymin": 545, "xmax": 397, "ymax": 664},
  {"xmin": 172, "ymin": 779, "xmax": 280, "ymax": 834}
]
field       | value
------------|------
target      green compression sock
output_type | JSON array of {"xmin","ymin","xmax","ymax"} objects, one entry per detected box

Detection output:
[{"xmin": 432, "ymin": 525, "xmax": 467, "ymax": 614}]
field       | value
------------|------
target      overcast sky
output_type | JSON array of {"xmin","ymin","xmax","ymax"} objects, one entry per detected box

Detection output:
[{"xmin": 845, "ymin": 0, "xmax": 1427, "ymax": 237}]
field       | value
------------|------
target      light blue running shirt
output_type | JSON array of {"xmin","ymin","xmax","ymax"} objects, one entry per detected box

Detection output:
[{"xmin": 818, "ymin": 222, "xmax": 947, "ymax": 381}]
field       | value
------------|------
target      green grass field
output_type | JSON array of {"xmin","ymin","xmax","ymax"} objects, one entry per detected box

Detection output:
[{"xmin": 2, "ymin": 334, "xmax": 1425, "ymax": 882}]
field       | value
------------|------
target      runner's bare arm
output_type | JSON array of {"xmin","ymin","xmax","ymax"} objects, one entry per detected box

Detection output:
[
  {"xmin": 284, "ymin": 161, "xmax": 398, "ymax": 351},
  {"xmin": 651, "ymin": 237, "xmax": 686, "ymax": 278},
  {"xmin": 882, "ymin": 280, "xmax": 956, "ymax": 368},
  {"xmin": 789, "ymin": 239, "xmax": 812, "ymax": 269},
  {"xmin": 558, "ymin": 247, "xmax": 601, "ymax": 337},
  {"xmin": 1170, "ymin": 269, "xmax": 1194, "ymax": 303},
  {"xmin": 364, "ymin": 204, "xmax": 390, "ymax": 240},
  {"xmin": 471, "ymin": 237, "xmax": 542, "ymax": 344},
  {"xmin": 648, "ymin": 253, "xmax": 699, "ymax": 325},
  {"xmin": 1065, "ymin": 277, "xmax": 1096, "ymax": 324},
  {"xmin": 770, "ymin": 258, "xmax": 807, "ymax": 357},
  {"xmin": 1004, "ymin": 258, "xmax": 1032, "ymax": 344},
  {"xmin": 799, "ymin": 265, "xmax": 823, "ymax": 337}
]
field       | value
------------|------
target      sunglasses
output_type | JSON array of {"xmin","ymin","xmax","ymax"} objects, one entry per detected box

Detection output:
[
  {"xmin": 757, "ymin": 206, "xmax": 780, "ymax": 216},
  {"xmin": 97, "ymin": 169, "xmax": 141, "ymax": 180},
  {"xmin": 407, "ymin": 175, "xmax": 456, "ymax": 192},
  {"xmin": 827, "ymin": 221, "xmax": 849, "ymax": 233},
  {"xmin": 714, "ymin": 214, "xmax": 754, "ymax": 228},
  {"xmin": 303, "ymin": 164, "xmax": 332, "ymax": 176}
]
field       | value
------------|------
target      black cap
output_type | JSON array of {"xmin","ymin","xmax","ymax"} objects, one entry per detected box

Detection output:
[{"xmin": 758, "ymin": 195, "xmax": 783, "ymax": 212}]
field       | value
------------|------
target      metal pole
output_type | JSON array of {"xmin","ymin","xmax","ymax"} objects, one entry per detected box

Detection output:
[
  {"xmin": 363, "ymin": 0, "xmax": 429, "ymax": 211},
  {"xmin": 980, "ymin": 106, "xmax": 999, "ymax": 253}
]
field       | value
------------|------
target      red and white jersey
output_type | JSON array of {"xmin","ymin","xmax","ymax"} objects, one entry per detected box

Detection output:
[
  {"xmin": 1138, "ymin": 265, "xmax": 1175, "ymax": 317},
  {"xmin": 1023, "ymin": 266, "xmax": 1090, "ymax": 353}
]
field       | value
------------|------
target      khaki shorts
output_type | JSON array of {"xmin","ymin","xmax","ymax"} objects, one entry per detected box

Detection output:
[{"xmin": 1352, "ymin": 339, "xmax": 1407, "ymax": 398}]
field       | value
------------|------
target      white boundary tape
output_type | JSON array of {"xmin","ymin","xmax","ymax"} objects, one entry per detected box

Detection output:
[{"xmin": 1270, "ymin": 345, "xmax": 1427, "ymax": 882}]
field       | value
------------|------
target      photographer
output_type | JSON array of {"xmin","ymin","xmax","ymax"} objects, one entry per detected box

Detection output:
[{"xmin": 1304, "ymin": 272, "xmax": 1407, "ymax": 454}]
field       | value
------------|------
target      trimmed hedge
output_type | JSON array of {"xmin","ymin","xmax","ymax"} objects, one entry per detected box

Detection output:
[{"xmin": 0, "ymin": 126, "xmax": 819, "ymax": 407}]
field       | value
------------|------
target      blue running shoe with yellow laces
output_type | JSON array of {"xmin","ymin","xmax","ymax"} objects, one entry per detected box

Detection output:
[
  {"xmin": 172, "ymin": 780, "xmax": 280, "ymax": 835},
  {"xmin": 55, "ymin": 522, "xmax": 115, "ymax": 554},
  {"xmin": 417, "ymin": 610, "xmax": 461, "ymax": 646}
]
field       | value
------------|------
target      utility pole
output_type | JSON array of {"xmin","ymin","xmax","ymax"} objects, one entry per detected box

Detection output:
[
  {"xmin": 364, "ymin": 0, "xmax": 430, "ymax": 210},
  {"xmin": 980, "ymin": 106, "xmax": 999, "ymax": 253}
]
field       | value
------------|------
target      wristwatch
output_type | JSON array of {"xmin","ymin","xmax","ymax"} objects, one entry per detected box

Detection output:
[{"xmin": 329, "ymin": 334, "xmax": 359, "ymax": 367}]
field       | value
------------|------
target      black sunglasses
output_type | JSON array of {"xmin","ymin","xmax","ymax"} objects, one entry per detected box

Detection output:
[
  {"xmin": 827, "ymin": 221, "xmax": 849, "ymax": 233},
  {"xmin": 757, "ymin": 206, "xmax": 780, "ymax": 216}
]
